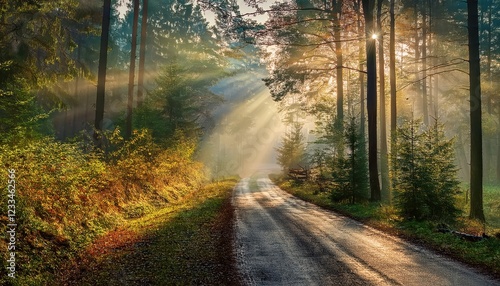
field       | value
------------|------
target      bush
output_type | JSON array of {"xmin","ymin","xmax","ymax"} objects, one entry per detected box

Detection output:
[
  {"xmin": 276, "ymin": 122, "xmax": 307, "ymax": 172},
  {"xmin": 330, "ymin": 117, "xmax": 368, "ymax": 204},
  {"xmin": 392, "ymin": 119, "xmax": 461, "ymax": 222},
  {"xmin": 0, "ymin": 128, "xmax": 206, "ymax": 285}
]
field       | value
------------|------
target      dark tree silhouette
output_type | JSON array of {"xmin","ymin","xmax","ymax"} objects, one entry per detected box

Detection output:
[
  {"xmin": 137, "ymin": 0, "xmax": 149, "ymax": 107},
  {"xmin": 94, "ymin": 0, "xmax": 112, "ymax": 147},
  {"xmin": 126, "ymin": 0, "xmax": 140, "ymax": 139},
  {"xmin": 362, "ymin": 0, "xmax": 381, "ymax": 201},
  {"xmin": 467, "ymin": 0, "xmax": 485, "ymax": 222}
]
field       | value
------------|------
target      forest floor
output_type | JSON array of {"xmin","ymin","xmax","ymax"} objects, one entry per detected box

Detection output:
[{"xmin": 57, "ymin": 178, "xmax": 242, "ymax": 286}]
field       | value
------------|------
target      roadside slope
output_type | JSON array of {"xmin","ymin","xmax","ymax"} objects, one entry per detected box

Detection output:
[{"xmin": 59, "ymin": 179, "xmax": 242, "ymax": 286}]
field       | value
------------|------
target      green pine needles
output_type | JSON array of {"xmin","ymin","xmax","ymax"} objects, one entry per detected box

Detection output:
[
  {"xmin": 392, "ymin": 118, "xmax": 461, "ymax": 222},
  {"xmin": 276, "ymin": 122, "xmax": 307, "ymax": 172},
  {"xmin": 330, "ymin": 117, "xmax": 369, "ymax": 204}
]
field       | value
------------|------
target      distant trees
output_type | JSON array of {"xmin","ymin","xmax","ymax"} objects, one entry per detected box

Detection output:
[
  {"xmin": 241, "ymin": 0, "xmax": 490, "ymax": 223},
  {"xmin": 94, "ymin": 0, "xmax": 112, "ymax": 146},
  {"xmin": 136, "ymin": 60, "xmax": 223, "ymax": 140},
  {"xmin": 389, "ymin": 0, "xmax": 397, "ymax": 134},
  {"xmin": 0, "ymin": 0, "xmax": 496, "ymax": 225},
  {"xmin": 0, "ymin": 62, "xmax": 41, "ymax": 142},
  {"xmin": 276, "ymin": 123, "xmax": 307, "ymax": 173},
  {"xmin": 125, "ymin": 0, "xmax": 140, "ymax": 139},
  {"xmin": 137, "ymin": 0, "xmax": 149, "ymax": 107},
  {"xmin": 0, "ymin": 2, "xmax": 229, "ymax": 283},
  {"xmin": 0, "ymin": 0, "xmax": 85, "ymax": 140}
]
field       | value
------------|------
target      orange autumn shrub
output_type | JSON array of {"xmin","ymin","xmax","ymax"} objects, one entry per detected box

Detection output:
[{"xmin": 0, "ymin": 129, "xmax": 205, "ymax": 285}]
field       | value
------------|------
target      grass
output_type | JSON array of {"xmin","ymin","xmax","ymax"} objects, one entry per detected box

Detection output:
[
  {"xmin": 484, "ymin": 185, "xmax": 500, "ymax": 229},
  {"xmin": 271, "ymin": 175, "xmax": 500, "ymax": 279},
  {"xmin": 58, "ymin": 177, "xmax": 241, "ymax": 285}
]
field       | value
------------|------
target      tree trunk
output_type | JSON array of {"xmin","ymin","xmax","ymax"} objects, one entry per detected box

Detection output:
[
  {"xmin": 484, "ymin": 0, "xmax": 492, "ymax": 182},
  {"xmin": 358, "ymin": 1, "xmax": 366, "ymax": 138},
  {"xmin": 428, "ymin": 0, "xmax": 435, "ymax": 119},
  {"xmin": 71, "ymin": 41, "xmax": 82, "ymax": 138},
  {"xmin": 389, "ymin": 0, "xmax": 396, "ymax": 135},
  {"xmin": 377, "ymin": 0, "xmax": 390, "ymax": 202},
  {"xmin": 362, "ymin": 0, "xmax": 381, "ymax": 201},
  {"xmin": 467, "ymin": 0, "xmax": 485, "ymax": 222},
  {"xmin": 94, "ymin": 0, "xmax": 112, "ymax": 148},
  {"xmin": 421, "ymin": 1, "xmax": 429, "ymax": 126},
  {"xmin": 334, "ymin": 0, "xmax": 344, "ymax": 139},
  {"xmin": 137, "ymin": 0, "xmax": 148, "ymax": 107},
  {"xmin": 432, "ymin": 1, "xmax": 439, "ymax": 119},
  {"xmin": 486, "ymin": 0, "xmax": 492, "ymax": 115},
  {"xmin": 413, "ymin": 1, "xmax": 421, "ymax": 116},
  {"xmin": 126, "ymin": 0, "xmax": 140, "ymax": 139}
]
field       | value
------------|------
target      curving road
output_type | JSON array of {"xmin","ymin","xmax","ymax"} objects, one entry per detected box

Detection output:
[{"xmin": 233, "ymin": 175, "xmax": 500, "ymax": 286}]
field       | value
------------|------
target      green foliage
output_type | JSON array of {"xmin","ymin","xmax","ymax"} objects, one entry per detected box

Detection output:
[
  {"xmin": 0, "ymin": 128, "xmax": 206, "ymax": 285},
  {"xmin": 124, "ymin": 201, "xmax": 155, "ymax": 219},
  {"xmin": 309, "ymin": 148, "xmax": 334, "ymax": 193},
  {"xmin": 332, "ymin": 117, "xmax": 369, "ymax": 203},
  {"xmin": 0, "ymin": 62, "xmax": 50, "ymax": 142},
  {"xmin": 392, "ymin": 119, "xmax": 461, "ymax": 222},
  {"xmin": 0, "ymin": 0, "xmax": 80, "ymax": 85},
  {"xmin": 135, "ymin": 61, "xmax": 224, "ymax": 140},
  {"xmin": 276, "ymin": 122, "xmax": 307, "ymax": 172}
]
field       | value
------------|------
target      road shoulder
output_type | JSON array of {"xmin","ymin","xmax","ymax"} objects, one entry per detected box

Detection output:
[{"xmin": 58, "ymin": 179, "xmax": 243, "ymax": 285}]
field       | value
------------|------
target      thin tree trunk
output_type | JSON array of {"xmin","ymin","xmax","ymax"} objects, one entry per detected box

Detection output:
[
  {"xmin": 334, "ymin": 0, "xmax": 344, "ymax": 138},
  {"xmin": 137, "ymin": 0, "xmax": 148, "ymax": 107},
  {"xmin": 72, "ymin": 41, "xmax": 82, "ymax": 137},
  {"xmin": 377, "ymin": 0, "xmax": 390, "ymax": 202},
  {"xmin": 433, "ymin": 4, "xmax": 439, "ymax": 120},
  {"xmin": 126, "ymin": 0, "xmax": 140, "ymax": 139},
  {"xmin": 421, "ymin": 1, "xmax": 429, "ymax": 125},
  {"xmin": 428, "ymin": 0, "xmax": 434, "ymax": 119},
  {"xmin": 413, "ymin": 1, "xmax": 421, "ymax": 121},
  {"xmin": 358, "ymin": 1, "xmax": 366, "ymax": 137},
  {"xmin": 467, "ymin": 0, "xmax": 485, "ymax": 222},
  {"xmin": 362, "ymin": 0, "xmax": 381, "ymax": 201},
  {"xmin": 389, "ymin": 0, "xmax": 396, "ymax": 135},
  {"xmin": 357, "ymin": 1, "xmax": 368, "ymax": 200},
  {"xmin": 347, "ymin": 68, "xmax": 352, "ymax": 116},
  {"xmin": 486, "ymin": 0, "xmax": 492, "ymax": 115},
  {"xmin": 484, "ymin": 0, "xmax": 492, "ymax": 182},
  {"xmin": 94, "ymin": 0, "xmax": 112, "ymax": 147}
]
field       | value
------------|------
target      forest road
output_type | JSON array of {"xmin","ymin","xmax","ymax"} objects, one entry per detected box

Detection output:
[{"xmin": 233, "ymin": 174, "xmax": 500, "ymax": 286}]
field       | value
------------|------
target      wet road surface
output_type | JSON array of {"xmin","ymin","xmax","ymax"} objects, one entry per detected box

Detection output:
[{"xmin": 233, "ymin": 175, "xmax": 499, "ymax": 286}]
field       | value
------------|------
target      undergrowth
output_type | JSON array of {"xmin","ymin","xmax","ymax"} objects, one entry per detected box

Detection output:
[{"xmin": 0, "ymin": 129, "xmax": 205, "ymax": 285}]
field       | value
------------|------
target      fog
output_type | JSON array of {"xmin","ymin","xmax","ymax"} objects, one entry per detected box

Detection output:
[{"xmin": 197, "ymin": 69, "xmax": 286, "ymax": 178}]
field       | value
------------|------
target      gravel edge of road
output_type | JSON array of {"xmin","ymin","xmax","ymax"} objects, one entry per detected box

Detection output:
[{"xmin": 212, "ymin": 186, "xmax": 245, "ymax": 286}]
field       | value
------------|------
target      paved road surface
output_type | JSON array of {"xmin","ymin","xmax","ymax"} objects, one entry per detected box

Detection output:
[{"xmin": 233, "ymin": 175, "xmax": 499, "ymax": 286}]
